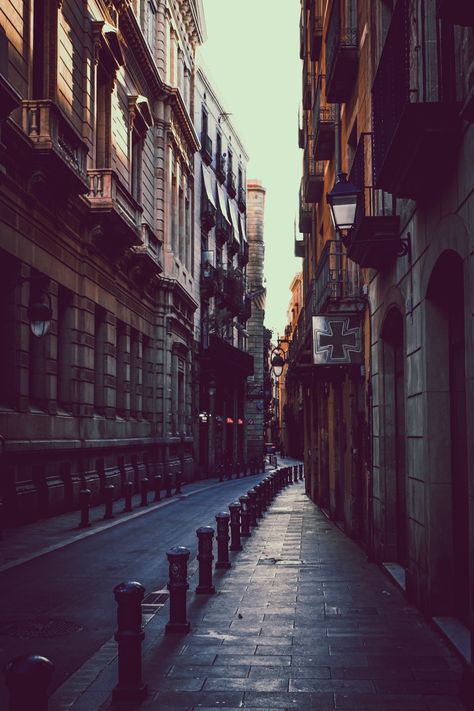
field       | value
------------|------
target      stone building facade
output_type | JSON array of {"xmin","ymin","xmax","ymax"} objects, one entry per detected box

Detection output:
[
  {"xmin": 194, "ymin": 66, "xmax": 252, "ymax": 475},
  {"xmin": 245, "ymin": 180, "xmax": 267, "ymax": 463},
  {"xmin": 290, "ymin": 0, "xmax": 474, "ymax": 686},
  {"xmin": 0, "ymin": 0, "xmax": 205, "ymax": 522}
]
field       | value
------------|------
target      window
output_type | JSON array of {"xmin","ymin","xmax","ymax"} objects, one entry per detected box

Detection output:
[
  {"xmin": 96, "ymin": 63, "xmax": 112, "ymax": 168},
  {"xmin": 145, "ymin": 0, "xmax": 157, "ymax": 50},
  {"xmin": 130, "ymin": 328, "xmax": 141, "ymax": 418},
  {"xmin": 116, "ymin": 321, "xmax": 128, "ymax": 417},
  {"xmin": 202, "ymin": 108, "xmax": 208, "ymax": 135},
  {"xmin": 94, "ymin": 305, "xmax": 106, "ymax": 414},
  {"xmin": 57, "ymin": 286, "xmax": 73, "ymax": 411},
  {"xmin": 131, "ymin": 128, "xmax": 142, "ymax": 201},
  {"xmin": 0, "ymin": 252, "xmax": 19, "ymax": 408}
]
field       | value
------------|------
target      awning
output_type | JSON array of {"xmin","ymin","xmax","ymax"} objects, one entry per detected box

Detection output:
[
  {"xmin": 239, "ymin": 213, "xmax": 247, "ymax": 243},
  {"xmin": 216, "ymin": 184, "xmax": 231, "ymax": 225},
  {"xmin": 202, "ymin": 166, "xmax": 216, "ymax": 209},
  {"xmin": 228, "ymin": 199, "xmax": 240, "ymax": 244}
]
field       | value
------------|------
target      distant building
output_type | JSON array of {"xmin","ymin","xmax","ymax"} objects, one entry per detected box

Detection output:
[
  {"xmin": 280, "ymin": 272, "xmax": 304, "ymax": 458},
  {"xmin": 194, "ymin": 66, "xmax": 252, "ymax": 475},
  {"xmin": 245, "ymin": 180, "xmax": 267, "ymax": 463}
]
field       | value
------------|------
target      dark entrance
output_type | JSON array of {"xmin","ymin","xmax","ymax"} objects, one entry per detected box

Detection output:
[{"xmin": 381, "ymin": 308, "xmax": 407, "ymax": 566}]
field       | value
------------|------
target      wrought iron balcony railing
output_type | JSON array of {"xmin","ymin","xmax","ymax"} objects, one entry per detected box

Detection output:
[
  {"xmin": 312, "ymin": 76, "xmax": 337, "ymax": 160},
  {"xmin": 311, "ymin": 240, "xmax": 362, "ymax": 318},
  {"xmin": 237, "ymin": 186, "xmax": 246, "ymax": 212},
  {"xmin": 299, "ymin": 178, "xmax": 312, "ymax": 233},
  {"xmin": 21, "ymin": 100, "xmax": 89, "ymax": 194},
  {"xmin": 345, "ymin": 132, "xmax": 401, "ymax": 269},
  {"xmin": 304, "ymin": 138, "xmax": 325, "ymax": 203},
  {"xmin": 200, "ymin": 131, "xmax": 213, "ymax": 165},
  {"xmin": 309, "ymin": 0, "xmax": 323, "ymax": 61},
  {"xmin": 227, "ymin": 170, "xmax": 237, "ymax": 198},
  {"xmin": 372, "ymin": 0, "xmax": 461, "ymax": 199},
  {"xmin": 302, "ymin": 57, "xmax": 313, "ymax": 110},
  {"xmin": 216, "ymin": 153, "xmax": 226, "ymax": 183},
  {"xmin": 325, "ymin": 0, "xmax": 358, "ymax": 103}
]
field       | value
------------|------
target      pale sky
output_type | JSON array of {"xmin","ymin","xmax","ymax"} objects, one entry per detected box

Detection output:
[{"xmin": 198, "ymin": 0, "xmax": 302, "ymax": 339}]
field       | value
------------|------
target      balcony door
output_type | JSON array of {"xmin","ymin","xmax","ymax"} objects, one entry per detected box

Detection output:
[{"xmin": 381, "ymin": 308, "xmax": 407, "ymax": 567}]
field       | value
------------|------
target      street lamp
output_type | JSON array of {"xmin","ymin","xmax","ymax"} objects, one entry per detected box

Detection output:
[
  {"xmin": 28, "ymin": 293, "xmax": 52, "ymax": 337},
  {"xmin": 270, "ymin": 346, "xmax": 285, "ymax": 379},
  {"xmin": 326, "ymin": 172, "xmax": 361, "ymax": 234}
]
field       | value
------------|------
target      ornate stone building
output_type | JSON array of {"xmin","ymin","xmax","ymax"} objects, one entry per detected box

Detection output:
[
  {"xmin": 0, "ymin": 0, "xmax": 205, "ymax": 522},
  {"xmin": 290, "ymin": 0, "xmax": 474, "ymax": 687},
  {"xmin": 194, "ymin": 66, "xmax": 252, "ymax": 476}
]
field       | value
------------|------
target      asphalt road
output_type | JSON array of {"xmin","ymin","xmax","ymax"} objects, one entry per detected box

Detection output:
[{"xmin": 0, "ymin": 473, "xmax": 268, "ymax": 704}]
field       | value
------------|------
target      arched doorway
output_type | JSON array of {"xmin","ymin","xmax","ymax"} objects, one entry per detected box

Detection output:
[
  {"xmin": 426, "ymin": 250, "xmax": 468, "ymax": 621},
  {"xmin": 381, "ymin": 308, "xmax": 408, "ymax": 567}
]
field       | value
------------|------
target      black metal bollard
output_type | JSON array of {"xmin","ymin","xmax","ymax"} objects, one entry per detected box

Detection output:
[
  {"xmin": 104, "ymin": 484, "xmax": 114, "ymax": 520},
  {"xmin": 255, "ymin": 483, "xmax": 264, "ymax": 518},
  {"xmin": 123, "ymin": 481, "xmax": 133, "ymax": 512},
  {"xmin": 112, "ymin": 581, "xmax": 147, "ymax": 702},
  {"xmin": 289, "ymin": 465, "xmax": 294, "ymax": 485},
  {"xmin": 79, "ymin": 488, "xmax": 91, "ymax": 528},
  {"xmin": 299, "ymin": 463, "xmax": 304, "ymax": 480},
  {"xmin": 165, "ymin": 546, "xmax": 190, "ymax": 633},
  {"xmin": 247, "ymin": 489, "xmax": 258, "ymax": 527},
  {"xmin": 239, "ymin": 495, "xmax": 251, "ymax": 537},
  {"xmin": 229, "ymin": 502, "xmax": 242, "ymax": 551},
  {"xmin": 166, "ymin": 472, "xmax": 173, "ymax": 498},
  {"xmin": 4, "ymin": 654, "xmax": 54, "ymax": 711},
  {"xmin": 196, "ymin": 527, "xmax": 215, "ymax": 594},
  {"xmin": 140, "ymin": 478, "xmax": 149, "ymax": 507},
  {"xmin": 215, "ymin": 511, "xmax": 231, "ymax": 569},
  {"xmin": 175, "ymin": 472, "xmax": 182, "ymax": 495},
  {"xmin": 153, "ymin": 475, "xmax": 162, "ymax": 502},
  {"xmin": 291, "ymin": 465, "xmax": 296, "ymax": 483}
]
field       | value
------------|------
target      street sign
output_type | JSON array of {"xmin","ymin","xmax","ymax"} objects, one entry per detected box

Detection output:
[{"xmin": 312, "ymin": 315, "xmax": 363, "ymax": 365}]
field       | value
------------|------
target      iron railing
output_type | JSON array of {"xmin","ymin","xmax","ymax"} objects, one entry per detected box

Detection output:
[
  {"xmin": 326, "ymin": 0, "xmax": 358, "ymax": 90},
  {"xmin": 312, "ymin": 240, "xmax": 361, "ymax": 315},
  {"xmin": 312, "ymin": 75, "xmax": 338, "ymax": 149},
  {"xmin": 349, "ymin": 132, "xmax": 394, "ymax": 232},
  {"xmin": 200, "ymin": 132, "xmax": 213, "ymax": 164},
  {"xmin": 302, "ymin": 57, "xmax": 313, "ymax": 110},
  {"xmin": 309, "ymin": 0, "xmax": 323, "ymax": 60}
]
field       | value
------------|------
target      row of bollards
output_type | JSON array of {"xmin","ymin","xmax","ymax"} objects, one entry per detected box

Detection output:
[
  {"xmin": 3, "ymin": 463, "xmax": 303, "ymax": 709},
  {"xmin": 78, "ymin": 472, "xmax": 183, "ymax": 529}
]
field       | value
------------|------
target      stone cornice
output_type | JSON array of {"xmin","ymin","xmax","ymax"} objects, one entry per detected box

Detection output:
[{"xmin": 164, "ymin": 85, "xmax": 200, "ymax": 153}]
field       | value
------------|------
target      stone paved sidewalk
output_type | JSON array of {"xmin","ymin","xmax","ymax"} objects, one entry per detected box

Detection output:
[{"xmin": 54, "ymin": 479, "xmax": 466, "ymax": 711}]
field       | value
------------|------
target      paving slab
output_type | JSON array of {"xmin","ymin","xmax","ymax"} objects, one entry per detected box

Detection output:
[{"xmin": 47, "ymin": 476, "xmax": 466, "ymax": 710}]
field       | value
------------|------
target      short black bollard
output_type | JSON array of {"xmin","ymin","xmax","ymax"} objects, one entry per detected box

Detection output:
[
  {"xmin": 299, "ymin": 463, "xmax": 303, "ymax": 480},
  {"xmin": 123, "ymin": 481, "xmax": 133, "ymax": 512},
  {"xmin": 165, "ymin": 546, "xmax": 191, "ymax": 633},
  {"xmin": 229, "ymin": 502, "xmax": 242, "ymax": 551},
  {"xmin": 247, "ymin": 489, "xmax": 258, "ymax": 527},
  {"xmin": 239, "ymin": 495, "xmax": 250, "ymax": 537},
  {"xmin": 153, "ymin": 475, "xmax": 162, "ymax": 502},
  {"xmin": 215, "ymin": 511, "xmax": 231, "ymax": 568},
  {"xmin": 166, "ymin": 472, "xmax": 173, "ymax": 498},
  {"xmin": 175, "ymin": 472, "xmax": 182, "ymax": 495},
  {"xmin": 79, "ymin": 488, "xmax": 91, "ymax": 528},
  {"xmin": 254, "ymin": 484, "xmax": 263, "ymax": 519},
  {"xmin": 112, "ymin": 581, "xmax": 147, "ymax": 702},
  {"xmin": 140, "ymin": 478, "xmax": 149, "ymax": 507},
  {"xmin": 103, "ymin": 484, "xmax": 114, "ymax": 520},
  {"xmin": 196, "ymin": 527, "xmax": 215, "ymax": 594},
  {"xmin": 4, "ymin": 654, "xmax": 54, "ymax": 711},
  {"xmin": 289, "ymin": 465, "xmax": 294, "ymax": 485}
]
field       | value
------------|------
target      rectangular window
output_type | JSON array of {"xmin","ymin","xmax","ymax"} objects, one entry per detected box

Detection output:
[
  {"xmin": 116, "ymin": 321, "xmax": 127, "ymax": 417},
  {"xmin": 131, "ymin": 129, "xmax": 142, "ymax": 201},
  {"xmin": 96, "ymin": 63, "xmax": 112, "ymax": 168},
  {"xmin": 32, "ymin": 0, "xmax": 46, "ymax": 99},
  {"xmin": 177, "ymin": 358, "xmax": 185, "ymax": 433},
  {"xmin": 57, "ymin": 286, "xmax": 73, "ymax": 411},
  {"xmin": 145, "ymin": 1, "xmax": 157, "ymax": 50},
  {"xmin": 130, "ymin": 328, "xmax": 141, "ymax": 418},
  {"xmin": 94, "ymin": 305, "xmax": 106, "ymax": 414}
]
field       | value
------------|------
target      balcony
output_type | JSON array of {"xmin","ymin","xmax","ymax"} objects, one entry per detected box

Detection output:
[
  {"xmin": 304, "ymin": 140, "xmax": 325, "ymax": 203},
  {"xmin": 299, "ymin": 6, "xmax": 306, "ymax": 59},
  {"xmin": 238, "ymin": 295, "xmax": 252, "ymax": 323},
  {"xmin": 372, "ymin": 0, "xmax": 461, "ymax": 199},
  {"xmin": 295, "ymin": 237, "xmax": 305, "ymax": 258},
  {"xmin": 325, "ymin": 0, "xmax": 358, "ymax": 103},
  {"xmin": 311, "ymin": 240, "xmax": 362, "ymax": 316},
  {"xmin": 221, "ymin": 267, "xmax": 245, "ymax": 316},
  {"xmin": 227, "ymin": 170, "xmax": 237, "ymax": 198},
  {"xmin": 302, "ymin": 58, "xmax": 313, "ymax": 110},
  {"xmin": 127, "ymin": 223, "xmax": 163, "ymax": 286},
  {"xmin": 201, "ymin": 252, "xmax": 221, "ymax": 299},
  {"xmin": 299, "ymin": 179, "xmax": 312, "ymax": 232},
  {"xmin": 309, "ymin": 0, "xmax": 323, "ymax": 61},
  {"xmin": 237, "ymin": 186, "xmax": 246, "ymax": 212},
  {"xmin": 21, "ymin": 100, "xmax": 89, "ymax": 196},
  {"xmin": 436, "ymin": 0, "xmax": 474, "ymax": 26},
  {"xmin": 216, "ymin": 153, "xmax": 226, "ymax": 183},
  {"xmin": 238, "ymin": 241, "xmax": 249, "ymax": 268},
  {"xmin": 313, "ymin": 76, "xmax": 337, "ymax": 160},
  {"xmin": 345, "ymin": 133, "xmax": 401, "ymax": 269},
  {"xmin": 200, "ymin": 131, "xmax": 213, "ymax": 165},
  {"xmin": 85, "ymin": 169, "xmax": 142, "ymax": 253}
]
